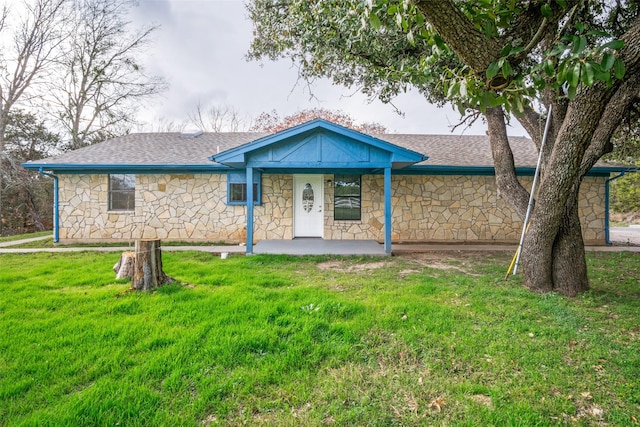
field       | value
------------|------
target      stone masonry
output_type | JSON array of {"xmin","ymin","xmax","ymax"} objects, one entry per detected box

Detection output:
[{"xmin": 57, "ymin": 173, "xmax": 607, "ymax": 244}]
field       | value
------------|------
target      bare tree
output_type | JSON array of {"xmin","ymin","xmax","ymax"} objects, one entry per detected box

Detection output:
[
  {"xmin": 0, "ymin": 0, "xmax": 66, "ymax": 235},
  {"xmin": 50, "ymin": 0, "xmax": 167, "ymax": 150},
  {"xmin": 187, "ymin": 102, "xmax": 250, "ymax": 132},
  {"xmin": 135, "ymin": 116, "xmax": 189, "ymax": 133}
]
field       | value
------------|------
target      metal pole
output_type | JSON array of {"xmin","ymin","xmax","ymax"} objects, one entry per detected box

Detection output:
[{"xmin": 513, "ymin": 105, "xmax": 552, "ymax": 275}]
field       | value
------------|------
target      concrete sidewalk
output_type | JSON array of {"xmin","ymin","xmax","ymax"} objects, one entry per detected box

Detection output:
[{"xmin": 1, "ymin": 226, "xmax": 638, "ymax": 254}]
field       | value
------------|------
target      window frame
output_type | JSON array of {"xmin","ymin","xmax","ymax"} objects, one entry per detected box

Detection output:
[
  {"xmin": 227, "ymin": 170, "xmax": 261, "ymax": 205},
  {"xmin": 334, "ymin": 174, "xmax": 361, "ymax": 221},
  {"xmin": 108, "ymin": 173, "xmax": 135, "ymax": 212}
]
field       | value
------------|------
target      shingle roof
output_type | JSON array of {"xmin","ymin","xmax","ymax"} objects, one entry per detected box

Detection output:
[{"xmin": 26, "ymin": 131, "xmax": 540, "ymax": 169}]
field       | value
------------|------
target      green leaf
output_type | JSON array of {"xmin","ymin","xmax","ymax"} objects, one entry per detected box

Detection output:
[
  {"xmin": 502, "ymin": 61, "xmax": 513, "ymax": 78},
  {"xmin": 544, "ymin": 58, "xmax": 555, "ymax": 76},
  {"xmin": 447, "ymin": 81, "xmax": 459, "ymax": 98},
  {"xmin": 557, "ymin": 0, "xmax": 567, "ymax": 8},
  {"xmin": 602, "ymin": 39, "xmax": 625, "ymax": 50},
  {"xmin": 433, "ymin": 34, "xmax": 446, "ymax": 50},
  {"xmin": 581, "ymin": 61, "xmax": 594, "ymax": 86},
  {"xmin": 569, "ymin": 62, "xmax": 581, "ymax": 87},
  {"xmin": 550, "ymin": 43, "xmax": 567, "ymax": 56},
  {"xmin": 541, "ymin": 4, "xmax": 553, "ymax": 18},
  {"xmin": 499, "ymin": 44, "xmax": 512, "ymax": 58},
  {"xmin": 601, "ymin": 51, "xmax": 615, "ymax": 70},
  {"xmin": 514, "ymin": 95, "xmax": 524, "ymax": 113},
  {"xmin": 509, "ymin": 46, "xmax": 524, "ymax": 56},
  {"xmin": 387, "ymin": 4, "xmax": 397, "ymax": 15},
  {"xmin": 369, "ymin": 12, "xmax": 381, "ymax": 31},
  {"xmin": 587, "ymin": 29, "xmax": 610, "ymax": 37},
  {"xmin": 567, "ymin": 84, "xmax": 577, "ymax": 99},
  {"xmin": 486, "ymin": 61, "xmax": 500, "ymax": 80},
  {"xmin": 572, "ymin": 36, "xmax": 587, "ymax": 55},
  {"xmin": 614, "ymin": 58, "xmax": 626, "ymax": 79}
]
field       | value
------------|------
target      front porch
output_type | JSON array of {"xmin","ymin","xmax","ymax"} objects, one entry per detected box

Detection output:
[
  {"xmin": 253, "ymin": 238, "xmax": 386, "ymax": 256},
  {"xmin": 211, "ymin": 119, "xmax": 428, "ymax": 256}
]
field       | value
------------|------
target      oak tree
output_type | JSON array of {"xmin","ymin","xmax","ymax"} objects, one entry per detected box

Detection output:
[{"xmin": 248, "ymin": 0, "xmax": 640, "ymax": 296}]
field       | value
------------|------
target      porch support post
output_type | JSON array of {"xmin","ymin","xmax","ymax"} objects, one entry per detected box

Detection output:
[
  {"xmin": 246, "ymin": 166, "xmax": 254, "ymax": 255},
  {"xmin": 384, "ymin": 167, "xmax": 392, "ymax": 254}
]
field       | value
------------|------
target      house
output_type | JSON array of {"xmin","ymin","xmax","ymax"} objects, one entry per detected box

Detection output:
[{"xmin": 22, "ymin": 119, "xmax": 629, "ymax": 254}]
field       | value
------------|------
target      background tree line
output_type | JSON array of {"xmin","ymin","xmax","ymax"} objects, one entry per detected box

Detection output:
[{"xmin": 0, "ymin": 0, "xmax": 164, "ymax": 235}]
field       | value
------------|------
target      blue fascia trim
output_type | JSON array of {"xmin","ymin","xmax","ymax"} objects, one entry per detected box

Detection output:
[
  {"xmin": 35, "ymin": 168, "xmax": 59, "ymax": 243},
  {"xmin": 395, "ymin": 165, "xmax": 624, "ymax": 177},
  {"xmin": 605, "ymin": 171, "xmax": 627, "ymax": 244},
  {"xmin": 23, "ymin": 161, "xmax": 632, "ymax": 177},
  {"xmin": 246, "ymin": 161, "xmax": 393, "ymax": 170},
  {"xmin": 211, "ymin": 119, "xmax": 427, "ymax": 164},
  {"xmin": 21, "ymin": 163, "xmax": 231, "ymax": 174}
]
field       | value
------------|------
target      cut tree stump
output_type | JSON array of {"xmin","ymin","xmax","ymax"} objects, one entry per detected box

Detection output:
[
  {"xmin": 113, "ymin": 251, "xmax": 135, "ymax": 279},
  {"xmin": 132, "ymin": 239, "xmax": 173, "ymax": 291}
]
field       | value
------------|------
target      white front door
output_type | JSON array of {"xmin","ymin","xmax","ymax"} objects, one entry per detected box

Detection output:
[{"xmin": 294, "ymin": 175, "xmax": 324, "ymax": 237}]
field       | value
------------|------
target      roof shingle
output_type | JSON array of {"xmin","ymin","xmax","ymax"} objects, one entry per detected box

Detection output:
[{"xmin": 26, "ymin": 132, "xmax": 540, "ymax": 168}]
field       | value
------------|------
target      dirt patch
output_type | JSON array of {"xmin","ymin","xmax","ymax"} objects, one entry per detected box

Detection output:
[
  {"xmin": 471, "ymin": 394, "xmax": 493, "ymax": 408},
  {"xmin": 316, "ymin": 260, "xmax": 387, "ymax": 272},
  {"xmin": 398, "ymin": 252, "xmax": 484, "ymax": 275}
]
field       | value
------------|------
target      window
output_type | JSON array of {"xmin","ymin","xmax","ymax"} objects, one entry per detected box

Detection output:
[
  {"xmin": 227, "ymin": 171, "xmax": 261, "ymax": 205},
  {"xmin": 109, "ymin": 174, "xmax": 135, "ymax": 211},
  {"xmin": 334, "ymin": 175, "xmax": 361, "ymax": 220}
]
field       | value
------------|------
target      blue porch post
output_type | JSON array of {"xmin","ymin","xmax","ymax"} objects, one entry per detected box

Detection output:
[
  {"xmin": 384, "ymin": 167, "xmax": 392, "ymax": 254},
  {"xmin": 246, "ymin": 167, "xmax": 254, "ymax": 254}
]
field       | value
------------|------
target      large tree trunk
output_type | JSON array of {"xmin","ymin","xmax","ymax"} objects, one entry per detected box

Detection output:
[
  {"xmin": 521, "ymin": 185, "xmax": 588, "ymax": 296},
  {"xmin": 132, "ymin": 239, "xmax": 173, "ymax": 291},
  {"xmin": 551, "ymin": 192, "xmax": 588, "ymax": 296},
  {"xmin": 486, "ymin": 107, "xmax": 589, "ymax": 295}
]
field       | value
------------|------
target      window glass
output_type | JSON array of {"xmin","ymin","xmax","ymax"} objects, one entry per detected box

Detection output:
[
  {"xmin": 334, "ymin": 175, "xmax": 361, "ymax": 220},
  {"xmin": 109, "ymin": 174, "xmax": 135, "ymax": 211},
  {"xmin": 229, "ymin": 183, "xmax": 259, "ymax": 203},
  {"xmin": 227, "ymin": 171, "xmax": 261, "ymax": 205}
]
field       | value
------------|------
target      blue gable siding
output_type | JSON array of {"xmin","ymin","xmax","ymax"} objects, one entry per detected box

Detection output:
[
  {"xmin": 248, "ymin": 129, "xmax": 392, "ymax": 167},
  {"xmin": 211, "ymin": 119, "xmax": 427, "ymax": 170}
]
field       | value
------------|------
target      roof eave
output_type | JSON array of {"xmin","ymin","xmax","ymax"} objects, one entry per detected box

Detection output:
[{"xmin": 22, "ymin": 162, "xmax": 231, "ymax": 174}]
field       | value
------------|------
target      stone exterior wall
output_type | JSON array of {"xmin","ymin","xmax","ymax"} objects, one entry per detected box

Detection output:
[
  {"xmin": 325, "ymin": 174, "xmax": 606, "ymax": 244},
  {"xmin": 57, "ymin": 172, "xmax": 607, "ymax": 245}
]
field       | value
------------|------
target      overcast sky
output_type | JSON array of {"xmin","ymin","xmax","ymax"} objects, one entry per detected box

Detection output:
[{"xmin": 129, "ymin": 0, "xmax": 526, "ymax": 135}]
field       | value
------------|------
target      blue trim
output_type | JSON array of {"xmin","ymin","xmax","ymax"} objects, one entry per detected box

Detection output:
[
  {"xmin": 605, "ymin": 172, "xmax": 626, "ymax": 244},
  {"xmin": 384, "ymin": 167, "xmax": 392, "ymax": 254},
  {"xmin": 22, "ymin": 163, "xmax": 231, "ymax": 174},
  {"xmin": 211, "ymin": 119, "xmax": 428, "ymax": 166},
  {"xmin": 37, "ymin": 168, "xmax": 59, "ymax": 243},
  {"xmin": 246, "ymin": 167, "xmax": 254, "ymax": 254},
  {"xmin": 23, "ymin": 162, "xmax": 635, "ymax": 177}
]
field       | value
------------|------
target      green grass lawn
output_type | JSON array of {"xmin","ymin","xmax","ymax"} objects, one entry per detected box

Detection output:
[
  {"xmin": 1, "ymin": 251, "xmax": 638, "ymax": 426},
  {"xmin": 0, "ymin": 231, "xmax": 50, "ymax": 244}
]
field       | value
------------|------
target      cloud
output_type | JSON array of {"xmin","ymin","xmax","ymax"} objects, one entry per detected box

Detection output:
[{"xmin": 131, "ymin": 0, "xmax": 527, "ymax": 136}]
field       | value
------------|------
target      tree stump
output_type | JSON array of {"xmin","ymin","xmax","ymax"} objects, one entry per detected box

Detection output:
[
  {"xmin": 113, "ymin": 251, "xmax": 135, "ymax": 279},
  {"xmin": 132, "ymin": 239, "xmax": 173, "ymax": 291}
]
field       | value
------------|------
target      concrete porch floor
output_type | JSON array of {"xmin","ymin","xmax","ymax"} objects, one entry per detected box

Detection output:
[{"xmin": 253, "ymin": 238, "xmax": 387, "ymax": 256}]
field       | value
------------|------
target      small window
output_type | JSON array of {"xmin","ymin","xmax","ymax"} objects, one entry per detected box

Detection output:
[
  {"xmin": 227, "ymin": 171, "xmax": 261, "ymax": 205},
  {"xmin": 109, "ymin": 174, "xmax": 135, "ymax": 211},
  {"xmin": 334, "ymin": 175, "xmax": 361, "ymax": 220},
  {"xmin": 229, "ymin": 182, "xmax": 259, "ymax": 203}
]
